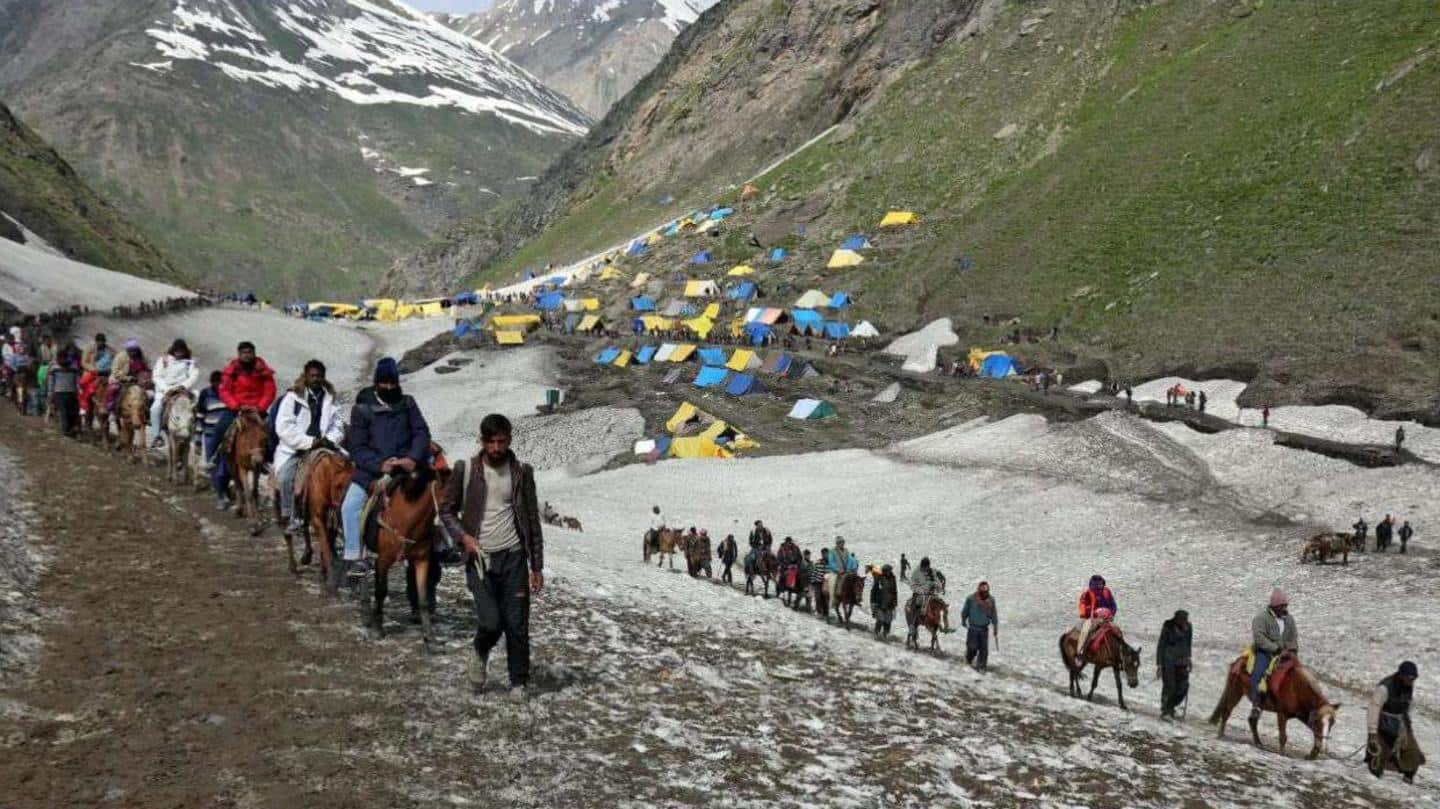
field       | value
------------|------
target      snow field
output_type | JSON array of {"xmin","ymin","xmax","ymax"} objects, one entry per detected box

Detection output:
[{"xmin": 0, "ymin": 237, "xmax": 190, "ymax": 313}]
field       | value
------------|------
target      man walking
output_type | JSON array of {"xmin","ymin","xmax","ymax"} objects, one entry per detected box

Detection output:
[
  {"xmin": 870, "ymin": 564, "xmax": 898, "ymax": 639},
  {"xmin": 1395, "ymin": 426, "xmax": 1406, "ymax": 453},
  {"xmin": 46, "ymin": 344, "xmax": 81, "ymax": 437},
  {"xmin": 1157, "ymin": 610, "xmax": 1192, "ymax": 719},
  {"xmin": 1376, "ymin": 515, "xmax": 1394, "ymax": 553},
  {"xmin": 441, "ymin": 414, "xmax": 544, "ymax": 693},
  {"xmin": 1353, "ymin": 517, "xmax": 1370, "ymax": 551},
  {"xmin": 1398, "ymin": 520, "xmax": 1415, "ymax": 554},
  {"xmin": 960, "ymin": 581, "xmax": 998, "ymax": 670},
  {"xmin": 1367, "ymin": 661, "xmax": 1424, "ymax": 782},
  {"xmin": 717, "ymin": 533, "xmax": 738, "ymax": 584}
]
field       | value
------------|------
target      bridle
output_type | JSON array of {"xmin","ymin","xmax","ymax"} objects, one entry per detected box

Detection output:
[{"xmin": 375, "ymin": 474, "xmax": 443, "ymax": 553}]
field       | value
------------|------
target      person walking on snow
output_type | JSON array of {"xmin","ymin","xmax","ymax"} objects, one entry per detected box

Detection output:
[
  {"xmin": 440, "ymin": 414, "xmax": 544, "ymax": 693},
  {"xmin": 149, "ymin": 339, "xmax": 200, "ymax": 446},
  {"xmin": 1398, "ymin": 521, "xmax": 1414, "ymax": 554},
  {"xmin": 1157, "ymin": 609, "xmax": 1192, "ymax": 719},
  {"xmin": 961, "ymin": 581, "xmax": 998, "ymax": 670},
  {"xmin": 717, "ymin": 534, "xmax": 738, "ymax": 584},
  {"xmin": 1395, "ymin": 426, "xmax": 1406, "ymax": 453},
  {"xmin": 273, "ymin": 360, "xmax": 344, "ymax": 536},
  {"xmin": 1249, "ymin": 588, "xmax": 1299, "ymax": 723},
  {"xmin": 1074, "ymin": 575, "xmax": 1117, "ymax": 666},
  {"xmin": 900, "ymin": 553, "xmax": 911, "ymax": 581},
  {"xmin": 1377, "ymin": 515, "xmax": 1395, "ymax": 552},
  {"xmin": 1353, "ymin": 517, "xmax": 1370, "ymax": 551},
  {"xmin": 870, "ymin": 564, "xmax": 898, "ymax": 639},
  {"xmin": 1367, "ymin": 661, "xmax": 1425, "ymax": 782},
  {"xmin": 341, "ymin": 357, "xmax": 431, "ymax": 580}
]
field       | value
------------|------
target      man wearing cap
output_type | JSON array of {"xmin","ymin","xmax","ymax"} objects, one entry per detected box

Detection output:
[
  {"xmin": 341, "ymin": 357, "xmax": 431, "ymax": 579},
  {"xmin": 1249, "ymin": 588, "xmax": 1299, "ymax": 720},
  {"xmin": 1368, "ymin": 661, "xmax": 1424, "ymax": 782},
  {"xmin": 961, "ymin": 581, "xmax": 998, "ymax": 670},
  {"xmin": 1157, "ymin": 610, "xmax": 1192, "ymax": 719}
]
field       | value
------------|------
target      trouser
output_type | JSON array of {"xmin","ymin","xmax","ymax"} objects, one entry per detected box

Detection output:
[
  {"xmin": 277, "ymin": 455, "xmax": 301, "ymax": 523},
  {"xmin": 54, "ymin": 392, "xmax": 79, "ymax": 436},
  {"xmin": 873, "ymin": 607, "xmax": 894, "ymax": 634},
  {"xmin": 966, "ymin": 625, "xmax": 991, "ymax": 668},
  {"xmin": 341, "ymin": 482, "xmax": 368, "ymax": 562},
  {"xmin": 1249, "ymin": 650, "xmax": 1273, "ymax": 705},
  {"xmin": 1161, "ymin": 664, "xmax": 1189, "ymax": 714},
  {"xmin": 1400, "ymin": 534, "xmax": 1410, "ymax": 554},
  {"xmin": 1076, "ymin": 617, "xmax": 1102, "ymax": 655},
  {"xmin": 205, "ymin": 431, "xmax": 230, "ymax": 496},
  {"xmin": 1370, "ymin": 715, "xmax": 1426, "ymax": 777},
  {"xmin": 465, "ymin": 547, "xmax": 531, "ymax": 686},
  {"xmin": 149, "ymin": 394, "xmax": 167, "ymax": 432},
  {"xmin": 721, "ymin": 560, "xmax": 734, "ymax": 583}
]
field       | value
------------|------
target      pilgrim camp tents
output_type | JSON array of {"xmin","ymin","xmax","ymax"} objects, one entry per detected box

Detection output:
[
  {"xmin": 768, "ymin": 247, "xmax": 787, "ymax": 264},
  {"xmin": 728, "ymin": 282, "xmax": 757, "ymax": 301},
  {"xmin": 631, "ymin": 296, "xmax": 657, "ymax": 312},
  {"xmin": 495, "ymin": 331, "xmax": 526, "ymax": 346},
  {"xmin": 725, "ymin": 373, "xmax": 761, "ymax": 396},
  {"xmin": 697, "ymin": 347, "xmax": 727, "ymax": 366},
  {"xmin": 880, "ymin": 211, "xmax": 919, "ymax": 227},
  {"xmin": 827, "ymin": 249, "xmax": 865, "ymax": 269},
  {"xmin": 684, "ymin": 280, "xmax": 721, "ymax": 298},
  {"xmin": 841, "ymin": 235, "xmax": 873, "ymax": 251},
  {"xmin": 787, "ymin": 399, "xmax": 836, "ymax": 420},
  {"xmin": 491, "ymin": 314, "xmax": 542, "ymax": 331},
  {"xmin": 693, "ymin": 366, "xmax": 729, "ymax": 389},
  {"xmin": 595, "ymin": 347, "xmax": 622, "ymax": 365},
  {"xmin": 794, "ymin": 289, "xmax": 831, "ymax": 309},
  {"xmin": 829, "ymin": 292, "xmax": 852, "ymax": 308},
  {"xmin": 635, "ymin": 344, "xmax": 658, "ymax": 364},
  {"xmin": 690, "ymin": 251, "xmax": 714, "ymax": 265},
  {"xmin": 727, "ymin": 265, "xmax": 755, "ymax": 276},
  {"xmin": 979, "ymin": 353, "xmax": 1020, "ymax": 378},
  {"xmin": 726, "ymin": 349, "xmax": 760, "ymax": 371},
  {"xmin": 851, "ymin": 321, "xmax": 880, "ymax": 339},
  {"xmin": 790, "ymin": 309, "xmax": 824, "ymax": 335}
]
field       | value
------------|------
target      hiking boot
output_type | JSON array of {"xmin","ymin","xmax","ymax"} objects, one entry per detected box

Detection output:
[
  {"xmin": 1247, "ymin": 707, "xmax": 1262, "ymax": 724},
  {"xmin": 285, "ymin": 516, "xmax": 304, "ymax": 535},
  {"xmin": 345, "ymin": 558, "xmax": 372, "ymax": 579},
  {"xmin": 467, "ymin": 654, "xmax": 488, "ymax": 693},
  {"xmin": 215, "ymin": 494, "xmax": 232, "ymax": 511}
]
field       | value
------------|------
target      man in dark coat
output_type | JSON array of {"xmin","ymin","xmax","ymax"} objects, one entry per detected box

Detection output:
[
  {"xmin": 717, "ymin": 534, "xmax": 738, "ymax": 583},
  {"xmin": 1157, "ymin": 609, "xmax": 1193, "ymax": 719},
  {"xmin": 340, "ymin": 357, "xmax": 432, "ymax": 578},
  {"xmin": 1368, "ymin": 661, "xmax": 1424, "ymax": 782},
  {"xmin": 440, "ymin": 413, "xmax": 544, "ymax": 693},
  {"xmin": 1398, "ymin": 521, "xmax": 1415, "ymax": 554},
  {"xmin": 870, "ymin": 564, "xmax": 898, "ymax": 639},
  {"xmin": 1376, "ymin": 515, "xmax": 1394, "ymax": 552}
]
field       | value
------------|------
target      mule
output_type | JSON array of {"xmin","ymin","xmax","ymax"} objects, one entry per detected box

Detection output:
[
  {"xmin": 297, "ymin": 449, "xmax": 353, "ymax": 585},
  {"xmin": 744, "ymin": 548, "xmax": 776, "ymax": 597},
  {"xmin": 113, "ymin": 382, "xmax": 149, "ymax": 463},
  {"xmin": 1299, "ymin": 532, "xmax": 1353, "ymax": 565},
  {"xmin": 226, "ymin": 407, "xmax": 270, "ymax": 535},
  {"xmin": 656, "ymin": 528, "xmax": 678, "ymax": 570},
  {"xmin": 562, "ymin": 516, "xmax": 583, "ymax": 532},
  {"xmin": 367, "ymin": 451, "xmax": 451, "ymax": 650},
  {"xmin": 1059, "ymin": 624, "xmax": 1142, "ymax": 710},
  {"xmin": 828, "ymin": 572, "xmax": 865, "ymax": 627},
  {"xmin": 776, "ymin": 563, "xmax": 806, "ymax": 609},
  {"xmin": 906, "ymin": 596, "xmax": 947, "ymax": 652},
  {"xmin": 162, "ymin": 389, "xmax": 196, "ymax": 484},
  {"xmin": 1208, "ymin": 653, "xmax": 1340, "ymax": 759},
  {"xmin": 84, "ymin": 378, "xmax": 113, "ymax": 449}
]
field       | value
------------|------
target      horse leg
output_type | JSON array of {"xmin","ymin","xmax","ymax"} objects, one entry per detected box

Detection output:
[
  {"xmin": 1088, "ymin": 667, "xmax": 1102, "ymax": 702},
  {"xmin": 314, "ymin": 512, "xmax": 335, "ymax": 595},
  {"xmin": 369, "ymin": 561, "xmax": 388, "ymax": 638},
  {"xmin": 413, "ymin": 556, "xmax": 435, "ymax": 651},
  {"xmin": 1275, "ymin": 713, "xmax": 1289, "ymax": 755},
  {"xmin": 1114, "ymin": 666, "xmax": 1127, "ymax": 711},
  {"xmin": 284, "ymin": 529, "xmax": 298, "ymax": 575},
  {"xmin": 1247, "ymin": 707, "xmax": 1262, "ymax": 747}
]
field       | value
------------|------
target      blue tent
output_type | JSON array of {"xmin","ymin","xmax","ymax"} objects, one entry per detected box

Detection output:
[
  {"xmin": 841, "ymin": 235, "xmax": 872, "ymax": 250},
  {"xmin": 823, "ymin": 322, "xmax": 851, "ymax": 340},
  {"xmin": 763, "ymin": 353, "xmax": 792, "ymax": 375},
  {"xmin": 451, "ymin": 291, "xmax": 480, "ymax": 305},
  {"xmin": 663, "ymin": 221, "xmax": 680, "ymax": 236},
  {"xmin": 631, "ymin": 296, "xmax": 657, "ymax": 312},
  {"xmin": 536, "ymin": 292, "xmax": 564, "ymax": 311},
  {"xmin": 654, "ymin": 435, "xmax": 673, "ymax": 456},
  {"xmin": 626, "ymin": 240, "xmax": 647, "ymax": 257},
  {"xmin": 980, "ymin": 353, "xmax": 1020, "ymax": 379},
  {"xmin": 549, "ymin": 276, "xmax": 565, "ymax": 286},
  {"xmin": 690, "ymin": 251, "xmax": 713, "ymax": 264},
  {"xmin": 768, "ymin": 247, "xmax": 787, "ymax": 264},
  {"xmin": 697, "ymin": 347, "xmax": 727, "ymax": 366},
  {"xmin": 791, "ymin": 309, "xmax": 824, "ymax": 333},
  {"xmin": 693, "ymin": 366, "xmax": 729, "ymax": 388},
  {"xmin": 635, "ymin": 344, "xmax": 657, "ymax": 365},
  {"xmin": 595, "ymin": 347, "xmax": 621, "ymax": 365},
  {"xmin": 829, "ymin": 292, "xmax": 852, "ymax": 308},
  {"xmin": 728, "ymin": 281, "xmax": 757, "ymax": 301},
  {"xmin": 709, "ymin": 207, "xmax": 734, "ymax": 220},
  {"xmin": 726, "ymin": 373, "xmax": 760, "ymax": 396},
  {"xmin": 744, "ymin": 322, "xmax": 772, "ymax": 346}
]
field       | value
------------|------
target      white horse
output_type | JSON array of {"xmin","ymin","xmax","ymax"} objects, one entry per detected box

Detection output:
[{"xmin": 163, "ymin": 389, "xmax": 196, "ymax": 485}]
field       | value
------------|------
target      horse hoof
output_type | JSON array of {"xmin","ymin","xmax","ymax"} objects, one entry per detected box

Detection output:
[{"xmin": 300, "ymin": 549, "xmax": 313, "ymax": 566}]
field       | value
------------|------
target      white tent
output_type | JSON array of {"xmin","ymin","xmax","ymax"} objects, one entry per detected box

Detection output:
[
  {"xmin": 633, "ymin": 439, "xmax": 657, "ymax": 456},
  {"xmin": 654, "ymin": 343, "xmax": 679, "ymax": 363},
  {"xmin": 563, "ymin": 299, "xmax": 585, "ymax": 312},
  {"xmin": 787, "ymin": 398, "xmax": 836, "ymax": 420},
  {"xmin": 793, "ymin": 289, "xmax": 830, "ymax": 309},
  {"xmin": 850, "ymin": 320, "xmax": 880, "ymax": 338}
]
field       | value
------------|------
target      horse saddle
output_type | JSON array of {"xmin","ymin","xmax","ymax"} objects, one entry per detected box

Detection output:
[
  {"xmin": 781, "ymin": 565, "xmax": 800, "ymax": 589},
  {"xmin": 1087, "ymin": 622, "xmax": 1123, "ymax": 655},
  {"xmin": 1234, "ymin": 648, "xmax": 1296, "ymax": 696}
]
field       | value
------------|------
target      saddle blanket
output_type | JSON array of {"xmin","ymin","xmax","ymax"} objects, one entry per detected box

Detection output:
[
  {"xmin": 1087, "ymin": 622, "xmax": 1124, "ymax": 655},
  {"xmin": 1233, "ymin": 647, "xmax": 1296, "ymax": 695}
]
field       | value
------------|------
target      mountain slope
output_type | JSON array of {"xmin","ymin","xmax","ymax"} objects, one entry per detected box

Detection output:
[
  {"xmin": 398, "ymin": 0, "xmax": 1440, "ymax": 414},
  {"xmin": 0, "ymin": 0, "xmax": 589, "ymax": 298},
  {"xmin": 0, "ymin": 101, "xmax": 182, "ymax": 289},
  {"xmin": 435, "ymin": 0, "xmax": 719, "ymax": 119}
]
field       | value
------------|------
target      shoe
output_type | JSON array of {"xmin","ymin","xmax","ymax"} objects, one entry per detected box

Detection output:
[
  {"xmin": 345, "ymin": 558, "xmax": 372, "ymax": 579},
  {"xmin": 285, "ymin": 517, "xmax": 304, "ymax": 534},
  {"xmin": 1248, "ymin": 707, "xmax": 1262, "ymax": 723},
  {"xmin": 467, "ymin": 654, "xmax": 488, "ymax": 693},
  {"xmin": 215, "ymin": 494, "xmax": 231, "ymax": 511}
]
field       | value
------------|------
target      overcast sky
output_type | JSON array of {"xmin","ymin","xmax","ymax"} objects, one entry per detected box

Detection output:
[{"xmin": 408, "ymin": 0, "xmax": 493, "ymax": 12}]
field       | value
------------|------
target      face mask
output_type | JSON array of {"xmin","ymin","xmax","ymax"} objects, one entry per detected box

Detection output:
[
  {"xmin": 308, "ymin": 382, "xmax": 325, "ymax": 395},
  {"xmin": 377, "ymin": 386, "xmax": 403, "ymax": 404}
]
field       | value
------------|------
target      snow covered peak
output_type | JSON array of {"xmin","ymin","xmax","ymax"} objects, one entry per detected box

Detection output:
[
  {"xmin": 141, "ymin": 0, "xmax": 591, "ymax": 136},
  {"xmin": 476, "ymin": 0, "xmax": 719, "ymax": 35}
]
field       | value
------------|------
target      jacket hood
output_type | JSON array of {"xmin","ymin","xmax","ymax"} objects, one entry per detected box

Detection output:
[{"xmin": 291, "ymin": 377, "xmax": 337, "ymax": 396}]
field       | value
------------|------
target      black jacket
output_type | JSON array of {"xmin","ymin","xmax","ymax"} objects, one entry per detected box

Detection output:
[
  {"xmin": 345, "ymin": 387, "xmax": 431, "ymax": 490},
  {"xmin": 1157, "ymin": 618, "xmax": 1193, "ymax": 668}
]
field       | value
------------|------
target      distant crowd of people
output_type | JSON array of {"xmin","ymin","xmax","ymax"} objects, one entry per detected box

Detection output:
[{"xmin": 109, "ymin": 295, "xmax": 212, "ymax": 320}]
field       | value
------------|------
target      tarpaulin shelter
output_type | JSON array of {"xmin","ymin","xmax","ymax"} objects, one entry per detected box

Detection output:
[
  {"xmin": 693, "ymin": 366, "xmax": 729, "ymax": 388},
  {"xmin": 746, "ymin": 307, "xmax": 787, "ymax": 325},
  {"xmin": 690, "ymin": 251, "xmax": 714, "ymax": 265},
  {"xmin": 576, "ymin": 314, "xmax": 602, "ymax": 333},
  {"xmin": 626, "ymin": 240, "xmax": 647, "ymax": 256},
  {"xmin": 684, "ymin": 316, "xmax": 715, "ymax": 339},
  {"xmin": 768, "ymin": 247, "xmax": 787, "ymax": 264},
  {"xmin": 787, "ymin": 398, "xmax": 836, "ymax": 420},
  {"xmin": 536, "ymin": 292, "xmax": 564, "ymax": 311},
  {"xmin": 613, "ymin": 350, "xmax": 633, "ymax": 368},
  {"xmin": 665, "ymin": 401, "xmax": 707, "ymax": 433},
  {"xmin": 980, "ymin": 353, "xmax": 1020, "ymax": 378},
  {"xmin": 669, "ymin": 436, "xmax": 732, "ymax": 459},
  {"xmin": 701, "ymin": 303, "xmax": 721, "ymax": 320},
  {"xmin": 599, "ymin": 267, "xmax": 624, "ymax": 281},
  {"xmin": 495, "ymin": 330, "xmax": 525, "ymax": 345},
  {"xmin": 727, "ymin": 265, "xmax": 755, "ymax": 276},
  {"xmin": 661, "ymin": 299, "xmax": 692, "ymax": 317},
  {"xmin": 668, "ymin": 344, "xmax": 698, "ymax": 362},
  {"xmin": 743, "ymin": 323, "xmax": 772, "ymax": 346},
  {"xmin": 631, "ymin": 296, "xmax": 657, "ymax": 312},
  {"xmin": 841, "ymin": 235, "xmax": 873, "ymax": 250},
  {"xmin": 595, "ymin": 347, "xmax": 621, "ymax": 365},
  {"xmin": 790, "ymin": 309, "xmax": 824, "ymax": 334},
  {"xmin": 654, "ymin": 344, "xmax": 679, "ymax": 362},
  {"xmin": 880, "ymin": 211, "xmax": 919, "ymax": 227},
  {"xmin": 697, "ymin": 347, "xmax": 727, "ymax": 366},
  {"xmin": 640, "ymin": 315, "xmax": 673, "ymax": 332},
  {"xmin": 491, "ymin": 314, "xmax": 542, "ymax": 331},
  {"xmin": 725, "ymin": 373, "xmax": 760, "ymax": 396},
  {"xmin": 684, "ymin": 280, "xmax": 721, "ymax": 297},
  {"xmin": 728, "ymin": 349, "xmax": 760, "ymax": 371},
  {"xmin": 760, "ymin": 352, "xmax": 792, "ymax": 375},
  {"xmin": 635, "ymin": 344, "xmax": 657, "ymax": 364},
  {"xmin": 709, "ymin": 207, "xmax": 734, "ymax": 220},
  {"xmin": 829, "ymin": 292, "xmax": 852, "ymax": 308},
  {"xmin": 823, "ymin": 321, "xmax": 851, "ymax": 340},
  {"xmin": 827, "ymin": 249, "xmax": 865, "ymax": 269},
  {"xmin": 581, "ymin": 298, "xmax": 601, "ymax": 311},
  {"xmin": 728, "ymin": 281, "xmax": 757, "ymax": 301},
  {"xmin": 851, "ymin": 320, "xmax": 879, "ymax": 338},
  {"xmin": 794, "ymin": 289, "xmax": 830, "ymax": 309},
  {"xmin": 696, "ymin": 219, "xmax": 720, "ymax": 234}
]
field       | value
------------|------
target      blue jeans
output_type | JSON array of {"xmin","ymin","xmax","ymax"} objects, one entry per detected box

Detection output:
[
  {"xmin": 341, "ymin": 482, "xmax": 368, "ymax": 561},
  {"xmin": 204, "ymin": 431, "xmax": 229, "ymax": 496},
  {"xmin": 277, "ymin": 455, "xmax": 300, "ymax": 522},
  {"xmin": 1250, "ymin": 649, "xmax": 1273, "ymax": 705}
]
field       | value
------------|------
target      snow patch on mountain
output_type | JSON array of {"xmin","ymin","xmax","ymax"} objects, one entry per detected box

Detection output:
[{"xmin": 141, "ymin": 0, "xmax": 590, "ymax": 137}]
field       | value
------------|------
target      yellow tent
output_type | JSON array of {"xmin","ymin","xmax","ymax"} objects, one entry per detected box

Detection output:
[
  {"xmin": 967, "ymin": 347, "xmax": 1000, "ymax": 371},
  {"xmin": 669, "ymin": 344, "xmax": 698, "ymax": 362},
  {"xmin": 699, "ymin": 421, "xmax": 730, "ymax": 442},
  {"xmin": 684, "ymin": 317, "xmax": 715, "ymax": 339},
  {"xmin": 668, "ymin": 436, "xmax": 732, "ymax": 459},
  {"xmin": 646, "ymin": 232, "xmax": 664, "ymax": 246},
  {"xmin": 880, "ymin": 211, "xmax": 920, "ymax": 227},
  {"xmin": 702, "ymin": 303, "xmax": 721, "ymax": 320},
  {"xmin": 640, "ymin": 315, "xmax": 674, "ymax": 332},
  {"xmin": 630, "ymin": 272, "xmax": 652, "ymax": 289},
  {"xmin": 827, "ymin": 249, "xmax": 865, "ymax": 269},
  {"xmin": 581, "ymin": 298, "xmax": 601, "ymax": 311},
  {"xmin": 363, "ymin": 298, "xmax": 397, "ymax": 310},
  {"xmin": 613, "ymin": 350, "xmax": 633, "ymax": 368},
  {"xmin": 495, "ymin": 330, "xmax": 525, "ymax": 345},
  {"xmin": 726, "ymin": 349, "xmax": 758, "ymax": 371},
  {"xmin": 684, "ymin": 280, "xmax": 721, "ymax": 298},
  {"xmin": 598, "ymin": 267, "xmax": 624, "ymax": 281},
  {"xmin": 418, "ymin": 301, "xmax": 444, "ymax": 318},
  {"xmin": 492, "ymin": 314, "xmax": 542, "ymax": 330},
  {"xmin": 394, "ymin": 303, "xmax": 420, "ymax": 319},
  {"xmin": 666, "ymin": 401, "xmax": 700, "ymax": 433},
  {"xmin": 727, "ymin": 265, "xmax": 755, "ymax": 276}
]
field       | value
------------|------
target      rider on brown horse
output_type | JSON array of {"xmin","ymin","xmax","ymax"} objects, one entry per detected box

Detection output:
[
  {"xmin": 1074, "ymin": 575, "xmax": 1117, "ymax": 666},
  {"xmin": 1249, "ymin": 588, "xmax": 1299, "ymax": 724},
  {"xmin": 273, "ymin": 360, "xmax": 344, "ymax": 537},
  {"xmin": 907, "ymin": 557, "xmax": 948, "ymax": 631}
]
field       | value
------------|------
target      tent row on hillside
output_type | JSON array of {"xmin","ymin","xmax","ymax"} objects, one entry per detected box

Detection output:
[
  {"xmin": 792, "ymin": 289, "xmax": 852, "ymax": 309},
  {"xmin": 594, "ymin": 343, "xmax": 819, "ymax": 382},
  {"xmin": 632, "ymin": 401, "xmax": 758, "ymax": 460}
]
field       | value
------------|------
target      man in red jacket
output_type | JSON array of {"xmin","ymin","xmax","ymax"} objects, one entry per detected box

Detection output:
[{"xmin": 209, "ymin": 341, "xmax": 277, "ymax": 509}]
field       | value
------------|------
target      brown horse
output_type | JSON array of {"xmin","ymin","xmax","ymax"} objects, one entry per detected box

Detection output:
[
  {"xmin": 1059, "ymin": 625, "xmax": 1142, "ymax": 710},
  {"xmin": 744, "ymin": 548, "xmax": 776, "ymax": 596},
  {"xmin": 684, "ymin": 538, "xmax": 712, "ymax": 578},
  {"xmin": 656, "ymin": 528, "xmax": 678, "ymax": 569},
  {"xmin": 1209, "ymin": 654, "xmax": 1340, "ymax": 759},
  {"xmin": 1300, "ymin": 532, "xmax": 1354, "ymax": 565},
  {"xmin": 85, "ymin": 380, "xmax": 113, "ymax": 448},
  {"xmin": 562, "ymin": 516, "xmax": 583, "ymax": 532},
  {"xmin": 367, "ymin": 450, "xmax": 451, "ymax": 650},
  {"xmin": 829, "ymin": 572, "xmax": 865, "ymax": 627},
  {"xmin": 113, "ymin": 382, "xmax": 149, "ymax": 463},
  {"xmin": 226, "ymin": 407, "xmax": 270, "ymax": 535},
  {"xmin": 906, "ymin": 596, "xmax": 947, "ymax": 651},
  {"xmin": 297, "ymin": 449, "xmax": 353, "ymax": 586}
]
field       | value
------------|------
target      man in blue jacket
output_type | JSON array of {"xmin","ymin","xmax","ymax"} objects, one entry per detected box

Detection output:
[{"xmin": 341, "ymin": 357, "xmax": 432, "ymax": 579}]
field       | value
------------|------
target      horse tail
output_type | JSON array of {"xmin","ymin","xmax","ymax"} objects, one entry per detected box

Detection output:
[{"xmin": 1208, "ymin": 670, "xmax": 1242, "ymax": 725}]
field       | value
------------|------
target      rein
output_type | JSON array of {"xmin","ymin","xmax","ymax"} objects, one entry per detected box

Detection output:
[{"xmin": 376, "ymin": 477, "xmax": 442, "ymax": 553}]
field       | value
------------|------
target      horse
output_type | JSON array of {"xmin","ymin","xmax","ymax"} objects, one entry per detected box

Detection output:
[
  {"xmin": 744, "ymin": 548, "xmax": 776, "ymax": 597},
  {"xmin": 1299, "ymin": 532, "xmax": 1353, "ymax": 565},
  {"xmin": 776, "ymin": 563, "xmax": 806, "ymax": 608},
  {"xmin": 84, "ymin": 378, "xmax": 113, "ymax": 449},
  {"xmin": 656, "ymin": 527, "xmax": 678, "ymax": 570},
  {"xmin": 1059, "ymin": 624, "xmax": 1142, "ymax": 710},
  {"xmin": 367, "ymin": 451, "xmax": 451, "ymax": 650},
  {"xmin": 296, "ymin": 449, "xmax": 353, "ymax": 585},
  {"xmin": 225, "ymin": 407, "xmax": 270, "ymax": 535},
  {"xmin": 1208, "ymin": 653, "xmax": 1340, "ymax": 759},
  {"xmin": 684, "ymin": 538, "xmax": 712, "ymax": 578},
  {"xmin": 162, "ymin": 389, "xmax": 196, "ymax": 484},
  {"xmin": 112, "ymin": 382, "xmax": 149, "ymax": 463},
  {"xmin": 828, "ymin": 572, "xmax": 865, "ymax": 626},
  {"xmin": 906, "ymin": 596, "xmax": 947, "ymax": 652},
  {"xmin": 562, "ymin": 516, "xmax": 583, "ymax": 532},
  {"xmin": 10, "ymin": 361, "xmax": 37, "ymax": 415}
]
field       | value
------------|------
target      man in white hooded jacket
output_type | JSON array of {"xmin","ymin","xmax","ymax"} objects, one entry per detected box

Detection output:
[
  {"xmin": 275, "ymin": 359, "xmax": 346, "ymax": 535},
  {"xmin": 150, "ymin": 339, "xmax": 201, "ymax": 446}
]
